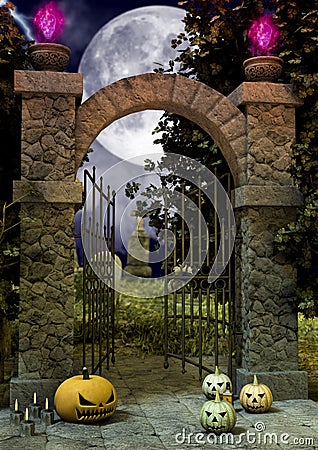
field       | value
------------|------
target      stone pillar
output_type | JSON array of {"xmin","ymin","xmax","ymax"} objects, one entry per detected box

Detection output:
[
  {"xmin": 228, "ymin": 82, "xmax": 308, "ymax": 399},
  {"xmin": 11, "ymin": 71, "xmax": 83, "ymax": 409}
]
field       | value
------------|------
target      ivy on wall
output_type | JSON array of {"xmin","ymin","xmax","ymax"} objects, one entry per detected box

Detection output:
[{"xmin": 273, "ymin": 2, "xmax": 318, "ymax": 317}]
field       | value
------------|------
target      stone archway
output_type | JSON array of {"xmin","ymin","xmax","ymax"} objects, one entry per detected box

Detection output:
[
  {"xmin": 75, "ymin": 73, "xmax": 246, "ymax": 187},
  {"xmin": 12, "ymin": 70, "xmax": 307, "ymax": 408}
]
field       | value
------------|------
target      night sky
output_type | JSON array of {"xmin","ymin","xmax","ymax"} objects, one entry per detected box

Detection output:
[
  {"xmin": 12, "ymin": 0, "xmax": 182, "ymax": 72},
  {"xmin": 9, "ymin": 0, "xmax": 185, "ymax": 271}
]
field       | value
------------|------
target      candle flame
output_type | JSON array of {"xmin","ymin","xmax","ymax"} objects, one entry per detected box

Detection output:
[
  {"xmin": 45, "ymin": 397, "xmax": 49, "ymax": 410},
  {"xmin": 25, "ymin": 407, "xmax": 29, "ymax": 422},
  {"xmin": 33, "ymin": 392, "xmax": 37, "ymax": 404},
  {"xmin": 14, "ymin": 399, "xmax": 18, "ymax": 412}
]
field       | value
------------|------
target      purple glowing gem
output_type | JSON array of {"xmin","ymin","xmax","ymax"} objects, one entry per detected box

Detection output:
[
  {"xmin": 248, "ymin": 14, "xmax": 280, "ymax": 56},
  {"xmin": 33, "ymin": 1, "xmax": 65, "ymax": 43}
]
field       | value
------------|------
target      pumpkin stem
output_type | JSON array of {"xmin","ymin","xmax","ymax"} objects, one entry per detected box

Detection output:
[
  {"xmin": 253, "ymin": 374, "xmax": 259, "ymax": 385},
  {"xmin": 83, "ymin": 366, "xmax": 90, "ymax": 380},
  {"xmin": 215, "ymin": 390, "xmax": 221, "ymax": 402},
  {"xmin": 215, "ymin": 366, "xmax": 219, "ymax": 375}
]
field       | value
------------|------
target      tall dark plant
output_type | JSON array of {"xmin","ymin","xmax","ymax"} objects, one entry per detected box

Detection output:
[
  {"xmin": 152, "ymin": 0, "xmax": 317, "ymax": 317},
  {"xmin": 273, "ymin": 1, "xmax": 318, "ymax": 317},
  {"xmin": 0, "ymin": 2, "xmax": 31, "ymax": 381}
]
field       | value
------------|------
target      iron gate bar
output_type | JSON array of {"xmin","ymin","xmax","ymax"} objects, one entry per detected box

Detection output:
[
  {"xmin": 198, "ymin": 288, "xmax": 203, "ymax": 379},
  {"xmin": 82, "ymin": 167, "xmax": 116, "ymax": 376},
  {"xmin": 181, "ymin": 286, "xmax": 186, "ymax": 373},
  {"xmin": 163, "ymin": 168, "xmax": 234, "ymax": 382},
  {"xmin": 164, "ymin": 190, "xmax": 169, "ymax": 370}
]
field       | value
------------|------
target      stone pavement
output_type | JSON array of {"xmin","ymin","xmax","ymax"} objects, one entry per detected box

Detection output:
[{"xmin": 0, "ymin": 355, "xmax": 317, "ymax": 450}]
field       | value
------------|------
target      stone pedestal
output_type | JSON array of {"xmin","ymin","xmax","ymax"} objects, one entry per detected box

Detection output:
[
  {"xmin": 125, "ymin": 216, "xmax": 152, "ymax": 278},
  {"xmin": 11, "ymin": 71, "xmax": 83, "ymax": 408}
]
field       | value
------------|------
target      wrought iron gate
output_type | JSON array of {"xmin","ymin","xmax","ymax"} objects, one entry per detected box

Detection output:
[
  {"xmin": 162, "ymin": 172, "xmax": 235, "ymax": 383},
  {"xmin": 81, "ymin": 167, "xmax": 116, "ymax": 375},
  {"xmin": 79, "ymin": 166, "xmax": 235, "ymax": 382}
]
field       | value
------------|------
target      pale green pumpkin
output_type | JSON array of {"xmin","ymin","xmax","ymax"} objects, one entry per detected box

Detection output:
[
  {"xmin": 200, "ymin": 391, "xmax": 236, "ymax": 434},
  {"xmin": 202, "ymin": 366, "xmax": 232, "ymax": 399}
]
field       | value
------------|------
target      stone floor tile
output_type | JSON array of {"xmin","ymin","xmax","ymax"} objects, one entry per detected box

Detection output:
[
  {"xmin": 0, "ymin": 435, "xmax": 47, "ymax": 450},
  {"xmin": 46, "ymin": 436, "xmax": 105, "ymax": 450}
]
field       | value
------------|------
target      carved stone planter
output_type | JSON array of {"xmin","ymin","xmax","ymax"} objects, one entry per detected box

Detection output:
[
  {"xmin": 28, "ymin": 43, "xmax": 70, "ymax": 72},
  {"xmin": 243, "ymin": 56, "xmax": 283, "ymax": 82}
]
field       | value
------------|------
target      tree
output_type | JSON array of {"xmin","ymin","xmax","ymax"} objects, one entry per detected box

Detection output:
[
  {"xmin": 152, "ymin": 0, "xmax": 317, "ymax": 317},
  {"xmin": 0, "ymin": 2, "xmax": 31, "ymax": 382}
]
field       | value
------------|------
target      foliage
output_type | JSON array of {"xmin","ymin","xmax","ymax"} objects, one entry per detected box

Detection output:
[
  {"xmin": 0, "ymin": 2, "xmax": 30, "ymax": 68},
  {"xmin": 0, "ymin": 2, "xmax": 31, "ymax": 129},
  {"xmin": 298, "ymin": 313, "xmax": 318, "ymax": 399},
  {"xmin": 273, "ymin": 2, "xmax": 318, "ymax": 317},
  {"xmin": 73, "ymin": 274, "xmax": 228, "ymax": 357},
  {"xmin": 0, "ymin": 1, "xmax": 31, "ymax": 196},
  {"xmin": 0, "ymin": 3, "xmax": 31, "ymax": 320},
  {"xmin": 125, "ymin": 155, "xmax": 225, "ymax": 263},
  {"xmin": 0, "ymin": 200, "xmax": 20, "ymax": 318},
  {"xmin": 114, "ymin": 287, "xmax": 228, "ymax": 357},
  {"xmin": 151, "ymin": 0, "xmax": 318, "ymax": 317}
]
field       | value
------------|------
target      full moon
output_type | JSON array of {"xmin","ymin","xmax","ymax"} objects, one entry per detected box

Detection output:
[{"xmin": 78, "ymin": 6, "xmax": 186, "ymax": 162}]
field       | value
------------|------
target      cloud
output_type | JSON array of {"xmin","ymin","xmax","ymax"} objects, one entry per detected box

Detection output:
[{"xmin": 60, "ymin": 0, "xmax": 123, "ymax": 71}]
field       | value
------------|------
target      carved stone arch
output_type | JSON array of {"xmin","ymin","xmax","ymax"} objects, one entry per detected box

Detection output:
[{"xmin": 75, "ymin": 73, "xmax": 246, "ymax": 187}]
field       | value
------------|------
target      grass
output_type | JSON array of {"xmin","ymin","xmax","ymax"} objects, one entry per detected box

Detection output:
[
  {"xmin": 298, "ymin": 314, "xmax": 318, "ymax": 401},
  {"xmin": 96, "ymin": 279, "xmax": 230, "ymax": 357},
  {"xmin": 113, "ymin": 290, "xmax": 318, "ymax": 401},
  {"xmin": 74, "ymin": 273, "xmax": 318, "ymax": 400}
]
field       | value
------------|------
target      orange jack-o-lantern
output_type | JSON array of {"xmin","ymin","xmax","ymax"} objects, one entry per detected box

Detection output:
[
  {"xmin": 239, "ymin": 374, "xmax": 273, "ymax": 413},
  {"xmin": 54, "ymin": 367, "xmax": 117, "ymax": 423}
]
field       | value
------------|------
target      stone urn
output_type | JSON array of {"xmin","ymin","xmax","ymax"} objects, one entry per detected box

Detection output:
[
  {"xmin": 243, "ymin": 55, "xmax": 283, "ymax": 82},
  {"xmin": 28, "ymin": 43, "xmax": 70, "ymax": 72}
]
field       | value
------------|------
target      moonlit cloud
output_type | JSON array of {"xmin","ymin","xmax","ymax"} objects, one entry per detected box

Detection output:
[{"xmin": 60, "ymin": 0, "xmax": 121, "ymax": 71}]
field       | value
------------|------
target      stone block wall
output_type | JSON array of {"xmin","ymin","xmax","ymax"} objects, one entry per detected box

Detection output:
[
  {"xmin": 230, "ymin": 82, "xmax": 307, "ymax": 399},
  {"xmin": 11, "ymin": 71, "xmax": 83, "ymax": 409},
  {"xmin": 20, "ymin": 95, "xmax": 76, "ymax": 181},
  {"xmin": 235, "ymin": 206, "xmax": 299, "ymax": 372},
  {"xmin": 18, "ymin": 202, "xmax": 75, "ymax": 379},
  {"xmin": 246, "ymin": 103, "xmax": 296, "ymax": 185}
]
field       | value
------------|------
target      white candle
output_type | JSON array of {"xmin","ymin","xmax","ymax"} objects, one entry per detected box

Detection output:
[
  {"xmin": 33, "ymin": 392, "xmax": 37, "ymax": 404},
  {"xmin": 45, "ymin": 397, "xmax": 49, "ymax": 411},
  {"xmin": 20, "ymin": 407, "xmax": 35, "ymax": 436},
  {"xmin": 10, "ymin": 400, "xmax": 23, "ymax": 431}
]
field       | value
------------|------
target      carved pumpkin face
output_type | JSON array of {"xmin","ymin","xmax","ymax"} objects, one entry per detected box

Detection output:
[
  {"xmin": 54, "ymin": 368, "xmax": 117, "ymax": 423},
  {"xmin": 200, "ymin": 391, "xmax": 236, "ymax": 434},
  {"xmin": 239, "ymin": 375, "xmax": 273, "ymax": 413},
  {"xmin": 202, "ymin": 366, "xmax": 232, "ymax": 400}
]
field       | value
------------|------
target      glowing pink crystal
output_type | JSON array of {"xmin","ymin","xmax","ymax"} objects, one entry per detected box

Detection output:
[
  {"xmin": 248, "ymin": 14, "xmax": 280, "ymax": 56},
  {"xmin": 33, "ymin": 1, "xmax": 65, "ymax": 43}
]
